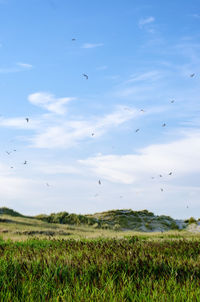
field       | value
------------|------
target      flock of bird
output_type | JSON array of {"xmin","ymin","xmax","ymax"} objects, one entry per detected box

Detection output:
[
  {"xmin": 4, "ymin": 36, "xmax": 196, "ymax": 209},
  {"xmin": 72, "ymin": 38, "xmax": 195, "ymax": 205}
]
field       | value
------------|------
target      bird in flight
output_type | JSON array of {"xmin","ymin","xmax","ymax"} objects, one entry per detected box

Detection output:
[
  {"xmin": 159, "ymin": 174, "xmax": 163, "ymax": 177},
  {"xmin": 160, "ymin": 188, "xmax": 164, "ymax": 192},
  {"xmin": 135, "ymin": 128, "xmax": 140, "ymax": 132},
  {"xmin": 91, "ymin": 133, "xmax": 95, "ymax": 136},
  {"xmin": 140, "ymin": 109, "xmax": 145, "ymax": 112},
  {"xmin": 46, "ymin": 183, "xmax": 50, "ymax": 187},
  {"xmin": 72, "ymin": 38, "xmax": 76, "ymax": 41},
  {"xmin": 170, "ymin": 100, "xmax": 175, "ymax": 103},
  {"xmin": 162, "ymin": 123, "xmax": 166, "ymax": 127},
  {"xmin": 190, "ymin": 73, "xmax": 195, "ymax": 77},
  {"xmin": 98, "ymin": 180, "xmax": 101, "ymax": 185},
  {"xmin": 25, "ymin": 118, "xmax": 29, "ymax": 123},
  {"xmin": 6, "ymin": 151, "xmax": 11, "ymax": 155},
  {"xmin": 169, "ymin": 172, "xmax": 172, "ymax": 175},
  {"xmin": 10, "ymin": 166, "xmax": 14, "ymax": 169},
  {"xmin": 83, "ymin": 74, "xmax": 88, "ymax": 80},
  {"xmin": 23, "ymin": 161, "xmax": 27, "ymax": 165}
]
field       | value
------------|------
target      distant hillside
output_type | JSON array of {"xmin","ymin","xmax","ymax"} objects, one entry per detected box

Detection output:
[
  {"xmin": 0, "ymin": 207, "xmax": 190, "ymax": 232},
  {"xmin": 0, "ymin": 207, "xmax": 24, "ymax": 217},
  {"xmin": 35, "ymin": 209, "xmax": 187, "ymax": 232}
]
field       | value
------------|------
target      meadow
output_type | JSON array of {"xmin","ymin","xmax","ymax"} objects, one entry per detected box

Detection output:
[
  {"xmin": 1, "ymin": 211, "xmax": 200, "ymax": 301},
  {"xmin": 1, "ymin": 234, "xmax": 200, "ymax": 301}
]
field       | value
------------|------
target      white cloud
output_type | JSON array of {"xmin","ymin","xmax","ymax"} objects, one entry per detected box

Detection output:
[
  {"xmin": 79, "ymin": 131, "xmax": 200, "ymax": 184},
  {"xmin": 30, "ymin": 106, "xmax": 140, "ymax": 149},
  {"xmin": 81, "ymin": 43, "xmax": 104, "ymax": 49},
  {"xmin": 34, "ymin": 163, "xmax": 82, "ymax": 175},
  {"xmin": 0, "ymin": 117, "xmax": 40, "ymax": 129},
  {"xmin": 139, "ymin": 16, "xmax": 155, "ymax": 28},
  {"xmin": 127, "ymin": 70, "xmax": 162, "ymax": 83},
  {"xmin": 28, "ymin": 92, "xmax": 75, "ymax": 115},
  {"xmin": 0, "ymin": 62, "xmax": 33, "ymax": 74},
  {"xmin": 16, "ymin": 62, "xmax": 33, "ymax": 69}
]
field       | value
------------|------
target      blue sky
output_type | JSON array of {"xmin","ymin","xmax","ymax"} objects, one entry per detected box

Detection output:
[{"xmin": 0, "ymin": 0, "xmax": 200, "ymax": 218}]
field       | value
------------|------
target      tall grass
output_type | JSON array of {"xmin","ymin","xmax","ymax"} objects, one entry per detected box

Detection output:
[{"xmin": 0, "ymin": 237, "xmax": 200, "ymax": 301}]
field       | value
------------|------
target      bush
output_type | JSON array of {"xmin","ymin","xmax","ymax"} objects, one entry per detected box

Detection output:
[{"xmin": 185, "ymin": 217, "xmax": 197, "ymax": 224}]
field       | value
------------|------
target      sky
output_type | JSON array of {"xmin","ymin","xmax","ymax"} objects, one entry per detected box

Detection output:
[{"xmin": 0, "ymin": 0, "xmax": 200, "ymax": 218}]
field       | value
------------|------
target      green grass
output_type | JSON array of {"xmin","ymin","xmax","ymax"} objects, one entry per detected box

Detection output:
[
  {"xmin": 0, "ymin": 210, "xmax": 199, "ymax": 300},
  {"xmin": 0, "ymin": 236, "xmax": 200, "ymax": 301}
]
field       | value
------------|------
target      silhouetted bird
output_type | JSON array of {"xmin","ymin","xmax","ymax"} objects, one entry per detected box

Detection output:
[
  {"xmin": 25, "ymin": 118, "xmax": 29, "ymax": 123},
  {"xmin": 160, "ymin": 188, "xmax": 164, "ymax": 192},
  {"xmin": 83, "ymin": 74, "xmax": 88, "ymax": 80},
  {"xmin": 140, "ymin": 109, "xmax": 145, "ymax": 112},
  {"xmin": 169, "ymin": 172, "xmax": 172, "ymax": 175},
  {"xmin": 98, "ymin": 180, "xmax": 101, "ymax": 185},
  {"xmin": 190, "ymin": 73, "xmax": 195, "ymax": 77},
  {"xmin": 72, "ymin": 38, "xmax": 76, "ymax": 41},
  {"xmin": 135, "ymin": 128, "xmax": 140, "ymax": 132},
  {"xmin": 91, "ymin": 133, "xmax": 95, "ymax": 136},
  {"xmin": 159, "ymin": 174, "xmax": 163, "ymax": 177},
  {"xmin": 162, "ymin": 123, "xmax": 166, "ymax": 127},
  {"xmin": 170, "ymin": 100, "xmax": 175, "ymax": 103},
  {"xmin": 23, "ymin": 161, "xmax": 27, "ymax": 165},
  {"xmin": 6, "ymin": 151, "xmax": 10, "ymax": 155}
]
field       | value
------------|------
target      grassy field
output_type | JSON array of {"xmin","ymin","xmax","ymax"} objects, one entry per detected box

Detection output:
[
  {"xmin": 0, "ymin": 236, "xmax": 200, "ymax": 301},
  {"xmin": 1, "ymin": 213, "xmax": 200, "ymax": 301}
]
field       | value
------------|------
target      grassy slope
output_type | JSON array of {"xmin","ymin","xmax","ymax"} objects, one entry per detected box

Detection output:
[
  {"xmin": 0, "ymin": 209, "xmax": 197, "ymax": 241},
  {"xmin": 34, "ymin": 208, "xmax": 186, "ymax": 232}
]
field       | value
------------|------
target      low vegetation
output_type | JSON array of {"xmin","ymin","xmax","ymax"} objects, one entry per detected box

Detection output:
[
  {"xmin": 0, "ymin": 237, "xmax": 200, "ymax": 301},
  {"xmin": 35, "ymin": 208, "xmax": 186, "ymax": 232},
  {"xmin": 0, "ymin": 208, "xmax": 200, "ymax": 300}
]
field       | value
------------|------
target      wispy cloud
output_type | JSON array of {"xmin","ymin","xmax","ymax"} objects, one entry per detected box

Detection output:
[
  {"xmin": 34, "ymin": 163, "xmax": 82, "ymax": 175},
  {"xmin": 81, "ymin": 43, "xmax": 104, "ymax": 49},
  {"xmin": 29, "ymin": 106, "xmax": 140, "ymax": 149},
  {"xmin": 0, "ymin": 93, "xmax": 143, "ymax": 149},
  {"xmin": 127, "ymin": 70, "xmax": 162, "ymax": 83},
  {"xmin": 0, "ymin": 62, "xmax": 33, "ymax": 74},
  {"xmin": 139, "ymin": 16, "xmax": 155, "ymax": 28},
  {"xmin": 0, "ymin": 117, "xmax": 40, "ymax": 129},
  {"xmin": 28, "ymin": 92, "xmax": 76, "ymax": 115},
  {"xmin": 79, "ymin": 131, "xmax": 200, "ymax": 184},
  {"xmin": 16, "ymin": 62, "xmax": 33, "ymax": 69}
]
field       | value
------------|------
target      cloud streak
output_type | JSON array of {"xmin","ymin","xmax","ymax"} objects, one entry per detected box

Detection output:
[
  {"xmin": 29, "ymin": 106, "xmax": 140, "ymax": 149},
  {"xmin": 81, "ymin": 43, "xmax": 104, "ymax": 49},
  {"xmin": 28, "ymin": 92, "xmax": 76, "ymax": 115},
  {"xmin": 16, "ymin": 62, "xmax": 33, "ymax": 69},
  {"xmin": 139, "ymin": 16, "xmax": 155, "ymax": 28}
]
